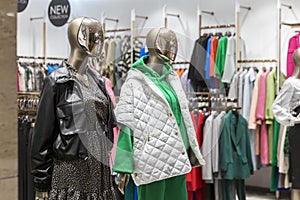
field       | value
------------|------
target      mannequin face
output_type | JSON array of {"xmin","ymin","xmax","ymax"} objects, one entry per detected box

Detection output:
[
  {"xmin": 77, "ymin": 18, "xmax": 104, "ymax": 57},
  {"xmin": 147, "ymin": 28, "xmax": 178, "ymax": 62}
]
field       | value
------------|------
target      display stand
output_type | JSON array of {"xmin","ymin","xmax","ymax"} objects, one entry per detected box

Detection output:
[
  {"xmin": 130, "ymin": 9, "xmax": 148, "ymax": 65},
  {"xmin": 30, "ymin": 15, "xmax": 47, "ymax": 65},
  {"xmin": 162, "ymin": 5, "xmax": 180, "ymax": 29}
]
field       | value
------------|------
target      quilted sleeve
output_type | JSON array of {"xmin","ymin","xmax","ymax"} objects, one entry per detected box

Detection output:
[{"xmin": 115, "ymin": 81, "xmax": 135, "ymax": 129}]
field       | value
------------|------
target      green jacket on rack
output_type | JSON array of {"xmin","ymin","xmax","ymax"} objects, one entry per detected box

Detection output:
[{"xmin": 219, "ymin": 110, "xmax": 254, "ymax": 180}]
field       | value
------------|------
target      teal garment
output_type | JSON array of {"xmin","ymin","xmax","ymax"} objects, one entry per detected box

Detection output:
[
  {"xmin": 124, "ymin": 178, "xmax": 134, "ymax": 200},
  {"xmin": 270, "ymin": 119, "xmax": 280, "ymax": 192},
  {"xmin": 219, "ymin": 111, "xmax": 254, "ymax": 180},
  {"xmin": 113, "ymin": 56, "xmax": 189, "ymax": 174}
]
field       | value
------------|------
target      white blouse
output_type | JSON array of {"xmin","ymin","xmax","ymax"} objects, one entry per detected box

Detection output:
[{"xmin": 272, "ymin": 77, "xmax": 300, "ymax": 126}]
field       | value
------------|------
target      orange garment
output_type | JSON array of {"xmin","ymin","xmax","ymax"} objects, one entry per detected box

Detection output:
[
  {"xmin": 175, "ymin": 69, "xmax": 185, "ymax": 77},
  {"xmin": 209, "ymin": 37, "xmax": 219, "ymax": 77}
]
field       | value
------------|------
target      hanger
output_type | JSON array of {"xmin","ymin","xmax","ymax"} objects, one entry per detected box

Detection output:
[
  {"xmin": 215, "ymin": 32, "xmax": 223, "ymax": 37},
  {"xmin": 225, "ymin": 31, "xmax": 232, "ymax": 37}
]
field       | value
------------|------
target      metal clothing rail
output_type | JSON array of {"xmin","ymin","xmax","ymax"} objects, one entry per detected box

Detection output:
[
  {"xmin": 163, "ymin": 5, "xmax": 181, "ymax": 28},
  {"xmin": 281, "ymin": 22, "xmax": 300, "ymax": 27},
  {"xmin": 103, "ymin": 17, "xmax": 119, "ymax": 34},
  {"xmin": 105, "ymin": 28, "xmax": 131, "ymax": 33},
  {"xmin": 200, "ymin": 24, "xmax": 235, "ymax": 30},
  {"xmin": 17, "ymin": 56, "xmax": 66, "ymax": 60},
  {"xmin": 171, "ymin": 61, "xmax": 190, "ymax": 65},
  {"xmin": 237, "ymin": 59, "xmax": 278, "ymax": 63},
  {"xmin": 18, "ymin": 91, "xmax": 41, "ymax": 96}
]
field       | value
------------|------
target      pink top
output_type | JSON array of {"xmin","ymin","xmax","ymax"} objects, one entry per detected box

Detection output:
[
  {"xmin": 287, "ymin": 33, "xmax": 300, "ymax": 78},
  {"xmin": 248, "ymin": 70, "xmax": 263, "ymax": 129},
  {"xmin": 255, "ymin": 70, "xmax": 270, "ymax": 125},
  {"xmin": 104, "ymin": 77, "xmax": 119, "ymax": 169}
]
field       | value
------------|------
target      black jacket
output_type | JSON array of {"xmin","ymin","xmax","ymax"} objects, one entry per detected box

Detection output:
[
  {"xmin": 31, "ymin": 62, "xmax": 116, "ymax": 191},
  {"xmin": 188, "ymin": 35, "xmax": 209, "ymax": 92}
]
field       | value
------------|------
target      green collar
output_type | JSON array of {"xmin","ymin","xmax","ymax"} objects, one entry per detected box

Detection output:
[{"xmin": 131, "ymin": 56, "xmax": 173, "ymax": 81}]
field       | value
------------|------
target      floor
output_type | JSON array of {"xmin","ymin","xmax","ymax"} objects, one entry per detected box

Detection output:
[{"xmin": 246, "ymin": 189, "xmax": 290, "ymax": 200}]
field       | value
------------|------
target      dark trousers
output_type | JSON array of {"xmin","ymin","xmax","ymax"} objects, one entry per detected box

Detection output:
[
  {"xmin": 221, "ymin": 179, "xmax": 245, "ymax": 200},
  {"xmin": 18, "ymin": 118, "xmax": 35, "ymax": 200},
  {"xmin": 288, "ymin": 124, "xmax": 300, "ymax": 189}
]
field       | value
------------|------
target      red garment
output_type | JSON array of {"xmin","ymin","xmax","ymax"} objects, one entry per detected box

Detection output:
[
  {"xmin": 210, "ymin": 37, "xmax": 219, "ymax": 77},
  {"xmin": 188, "ymin": 189, "xmax": 205, "ymax": 200},
  {"xmin": 187, "ymin": 112, "xmax": 205, "ymax": 198}
]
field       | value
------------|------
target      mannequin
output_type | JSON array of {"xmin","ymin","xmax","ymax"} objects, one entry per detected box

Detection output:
[
  {"xmin": 31, "ymin": 17, "xmax": 117, "ymax": 200},
  {"xmin": 113, "ymin": 28, "xmax": 205, "ymax": 200},
  {"xmin": 272, "ymin": 48, "xmax": 300, "ymax": 200}
]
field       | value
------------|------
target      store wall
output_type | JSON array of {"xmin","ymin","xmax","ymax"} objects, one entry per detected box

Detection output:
[
  {"xmin": 0, "ymin": 0, "xmax": 18, "ymax": 199},
  {"xmin": 17, "ymin": 0, "xmax": 235, "ymax": 62}
]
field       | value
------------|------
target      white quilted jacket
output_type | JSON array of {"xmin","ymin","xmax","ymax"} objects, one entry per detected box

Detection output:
[{"xmin": 115, "ymin": 69, "xmax": 206, "ymax": 186}]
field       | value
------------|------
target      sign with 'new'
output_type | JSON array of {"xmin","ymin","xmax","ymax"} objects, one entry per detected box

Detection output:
[{"xmin": 48, "ymin": 0, "xmax": 71, "ymax": 27}]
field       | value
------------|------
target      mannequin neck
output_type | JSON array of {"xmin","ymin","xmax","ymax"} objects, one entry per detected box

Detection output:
[
  {"xmin": 67, "ymin": 48, "xmax": 88, "ymax": 70},
  {"xmin": 293, "ymin": 65, "xmax": 300, "ymax": 79},
  {"xmin": 146, "ymin": 54, "xmax": 166, "ymax": 75}
]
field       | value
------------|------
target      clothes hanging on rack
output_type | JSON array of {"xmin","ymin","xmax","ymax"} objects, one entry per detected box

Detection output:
[
  {"xmin": 18, "ymin": 115, "xmax": 35, "ymax": 200},
  {"xmin": 188, "ymin": 34, "xmax": 246, "ymax": 93},
  {"xmin": 17, "ymin": 93, "xmax": 39, "ymax": 200},
  {"xmin": 188, "ymin": 35, "xmax": 210, "ymax": 92},
  {"xmin": 101, "ymin": 35, "xmax": 143, "ymax": 92},
  {"xmin": 17, "ymin": 62, "xmax": 47, "ymax": 92}
]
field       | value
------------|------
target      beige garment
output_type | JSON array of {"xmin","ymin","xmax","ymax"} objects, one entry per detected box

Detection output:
[
  {"xmin": 277, "ymin": 124, "xmax": 289, "ymax": 174},
  {"xmin": 278, "ymin": 173, "xmax": 291, "ymax": 189},
  {"xmin": 248, "ymin": 69, "xmax": 264, "ymax": 129},
  {"xmin": 100, "ymin": 39, "xmax": 110, "ymax": 74},
  {"xmin": 106, "ymin": 39, "xmax": 118, "ymax": 86}
]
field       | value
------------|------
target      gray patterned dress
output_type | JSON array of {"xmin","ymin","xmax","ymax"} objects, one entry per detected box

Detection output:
[{"xmin": 49, "ymin": 66, "xmax": 117, "ymax": 200}]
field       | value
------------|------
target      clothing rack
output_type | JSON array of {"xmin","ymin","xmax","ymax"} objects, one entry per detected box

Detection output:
[
  {"xmin": 105, "ymin": 28, "xmax": 131, "ymax": 33},
  {"xmin": 17, "ymin": 56, "xmax": 66, "ymax": 61},
  {"xmin": 198, "ymin": 9, "xmax": 235, "ymax": 36},
  {"xmin": 171, "ymin": 61, "xmax": 190, "ymax": 65},
  {"xmin": 186, "ymin": 92, "xmax": 210, "ymax": 95},
  {"xmin": 163, "ymin": 5, "xmax": 181, "ymax": 28},
  {"xmin": 102, "ymin": 17, "xmax": 119, "ymax": 34},
  {"xmin": 17, "ymin": 92, "xmax": 40, "ymax": 115},
  {"xmin": 131, "ymin": 9, "xmax": 149, "ymax": 65},
  {"xmin": 237, "ymin": 59, "xmax": 278, "ymax": 63}
]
